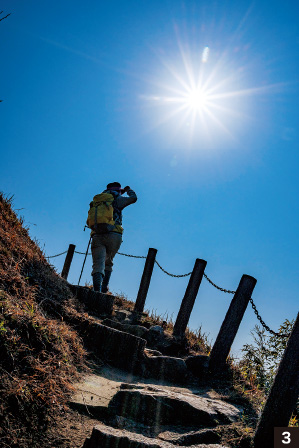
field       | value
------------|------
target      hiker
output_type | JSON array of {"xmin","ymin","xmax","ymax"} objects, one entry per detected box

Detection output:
[{"xmin": 87, "ymin": 182, "xmax": 137, "ymax": 293}]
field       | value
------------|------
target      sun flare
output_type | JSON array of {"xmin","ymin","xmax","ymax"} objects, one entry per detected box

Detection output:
[
  {"xmin": 184, "ymin": 88, "xmax": 209, "ymax": 112},
  {"xmin": 140, "ymin": 37, "xmax": 282, "ymax": 146}
]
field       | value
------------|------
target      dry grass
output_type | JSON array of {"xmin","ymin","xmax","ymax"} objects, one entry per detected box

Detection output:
[
  {"xmin": 0, "ymin": 194, "xmax": 88, "ymax": 447},
  {"xmin": 113, "ymin": 291, "xmax": 135, "ymax": 310},
  {"xmin": 0, "ymin": 193, "xmax": 264, "ymax": 448}
]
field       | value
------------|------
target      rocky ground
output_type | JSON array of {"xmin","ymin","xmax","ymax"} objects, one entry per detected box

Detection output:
[
  {"xmin": 44, "ymin": 361, "xmax": 254, "ymax": 448},
  {"xmin": 0, "ymin": 194, "xmax": 257, "ymax": 448},
  {"xmin": 51, "ymin": 287, "xmax": 257, "ymax": 448}
]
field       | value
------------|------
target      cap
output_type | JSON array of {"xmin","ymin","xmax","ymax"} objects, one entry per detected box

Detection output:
[{"xmin": 107, "ymin": 182, "xmax": 121, "ymax": 191}]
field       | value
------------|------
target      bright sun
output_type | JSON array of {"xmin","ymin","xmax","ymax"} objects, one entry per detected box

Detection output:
[
  {"xmin": 140, "ymin": 38, "xmax": 279, "ymax": 145},
  {"xmin": 185, "ymin": 88, "xmax": 209, "ymax": 112},
  {"xmin": 140, "ymin": 43, "xmax": 245, "ymax": 143}
]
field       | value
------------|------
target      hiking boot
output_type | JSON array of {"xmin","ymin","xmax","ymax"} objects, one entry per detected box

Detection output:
[
  {"xmin": 92, "ymin": 272, "xmax": 104, "ymax": 292},
  {"xmin": 102, "ymin": 270, "xmax": 112, "ymax": 293}
]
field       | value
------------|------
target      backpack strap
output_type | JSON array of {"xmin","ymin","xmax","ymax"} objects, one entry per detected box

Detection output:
[
  {"xmin": 94, "ymin": 204, "xmax": 98, "ymax": 231},
  {"xmin": 106, "ymin": 190, "xmax": 122, "ymax": 229}
]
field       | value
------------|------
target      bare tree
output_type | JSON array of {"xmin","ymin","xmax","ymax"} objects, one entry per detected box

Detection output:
[
  {"xmin": 0, "ymin": 10, "xmax": 11, "ymax": 22},
  {"xmin": 0, "ymin": 11, "xmax": 11, "ymax": 102}
]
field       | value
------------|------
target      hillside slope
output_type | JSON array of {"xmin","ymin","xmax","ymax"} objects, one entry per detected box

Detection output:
[
  {"xmin": 0, "ymin": 194, "xmax": 88, "ymax": 447},
  {"xmin": 0, "ymin": 194, "xmax": 261, "ymax": 448}
]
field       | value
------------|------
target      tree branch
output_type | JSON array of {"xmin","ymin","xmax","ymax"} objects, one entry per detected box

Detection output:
[{"xmin": 0, "ymin": 11, "xmax": 11, "ymax": 22}]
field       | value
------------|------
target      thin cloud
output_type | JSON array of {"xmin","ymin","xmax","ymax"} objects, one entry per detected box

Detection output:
[{"xmin": 39, "ymin": 36, "xmax": 103, "ymax": 64}]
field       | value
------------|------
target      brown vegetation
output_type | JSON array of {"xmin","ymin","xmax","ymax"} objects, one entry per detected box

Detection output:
[
  {"xmin": 0, "ymin": 194, "xmax": 87, "ymax": 447},
  {"xmin": 0, "ymin": 193, "xmax": 269, "ymax": 448}
]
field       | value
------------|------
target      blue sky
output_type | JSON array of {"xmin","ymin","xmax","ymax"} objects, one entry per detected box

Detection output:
[{"xmin": 1, "ymin": 0, "xmax": 298, "ymax": 356}]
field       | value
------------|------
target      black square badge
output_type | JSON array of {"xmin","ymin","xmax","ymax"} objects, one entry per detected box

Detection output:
[{"xmin": 274, "ymin": 427, "xmax": 299, "ymax": 448}]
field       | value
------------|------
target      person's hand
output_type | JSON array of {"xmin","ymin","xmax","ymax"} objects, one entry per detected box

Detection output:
[{"xmin": 123, "ymin": 186, "xmax": 130, "ymax": 193}]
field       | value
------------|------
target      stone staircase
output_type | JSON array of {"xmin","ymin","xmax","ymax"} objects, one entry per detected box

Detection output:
[
  {"xmin": 70, "ymin": 372, "xmax": 241, "ymax": 448},
  {"xmin": 82, "ymin": 423, "xmax": 229, "ymax": 448},
  {"xmin": 69, "ymin": 286, "xmax": 247, "ymax": 448}
]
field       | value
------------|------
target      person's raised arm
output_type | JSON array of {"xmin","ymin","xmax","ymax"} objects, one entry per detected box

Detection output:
[{"xmin": 116, "ymin": 186, "xmax": 137, "ymax": 209}]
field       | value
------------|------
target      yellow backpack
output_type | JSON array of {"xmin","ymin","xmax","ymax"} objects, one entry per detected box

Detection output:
[{"xmin": 87, "ymin": 193, "xmax": 115, "ymax": 232}]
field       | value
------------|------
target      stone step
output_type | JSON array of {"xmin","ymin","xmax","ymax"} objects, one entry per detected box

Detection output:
[
  {"xmin": 102, "ymin": 318, "xmax": 149, "ymax": 339},
  {"xmin": 103, "ymin": 320, "xmax": 186, "ymax": 358},
  {"xmin": 69, "ymin": 284, "xmax": 114, "ymax": 317},
  {"xmin": 144, "ymin": 354, "xmax": 189, "ymax": 383},
  {"xmin": 185, "ymin": 355, "xmax": 210, "ymax": 378},
  {"xmin": 84, "ymin": 322, "xmax": 146, "ymax": 372},
  {"xmin": 82, "ymin": 422, "xmax": 229, "ymax": 448},
  {"xmin": 108, "ymin": 386, "xmax": 242, "ymax": 428},
  {"xmin": 158, "ymin": 428, "xmax": 221, "ymax": 445}
]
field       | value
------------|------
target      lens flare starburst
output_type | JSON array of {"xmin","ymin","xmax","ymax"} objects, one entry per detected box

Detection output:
[
  {"xmin": 140, "ymin": 37, "xmax": 283, "ymax": 148},
  {"xmin": 184, "ymin": 88, "xmax": 209, "ymax": 112}
]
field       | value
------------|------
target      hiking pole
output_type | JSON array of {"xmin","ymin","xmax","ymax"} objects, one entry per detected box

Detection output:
[{"xmin": 78, "ymin": 235, "xmax": 92, "ymax": 286}]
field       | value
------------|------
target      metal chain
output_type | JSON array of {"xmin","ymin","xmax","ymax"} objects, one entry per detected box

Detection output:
[
  {"xmin": 46, "ymin": 250, "xmax": 68, "ymax": 259},
  {"xmin": 249, "ymin": 297, "xmax": 290, "ymax": 338},
  {"xmin": 75, "ymin": 250, "xmax": 146, "ymax": 258},
  {"xmin": 155, "ymin": 260, "xmax": 192, "ymax": 277},
  {"xmin": 203, "ymin": 273, "xmax": 290, "ymax": 338},
  {"xmin": 203, "ymin": 273, "xmax": 236, "ymax": 294},
  {"xmin": 46, "ymin": 246, "xmax": 291, "ymax": 340},
  {"xmin": 117, "ymin": 252, "xmax": 146, "ymax": 259}
]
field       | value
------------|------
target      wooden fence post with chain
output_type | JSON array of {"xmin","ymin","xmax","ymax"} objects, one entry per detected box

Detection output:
[
  {"xmin": 173, "ymin": 258, "xmax": 207, "ymax": 338},
  {"xmin": 61, "ymin": 244, "xmax": 76, "ymax": 280},
  {"xmin": 209, "ymin": 274, "xmax": 257, "ymax": 371},
  {"xmin": 134, "ymin": 248, "xmax": 157, "ymax": 313}
]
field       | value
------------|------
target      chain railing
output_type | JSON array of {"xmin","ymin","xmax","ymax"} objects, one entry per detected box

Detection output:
[
  {"xmin": 203, "ymin": 273, "xmax": 236, "ymax": 294},
  {"xmin": 117, "ymin": 252, "xmax": 146, "ymax": 259},
  {"xmin": 155, "ymin": 260, "xmax": 192, "ymax": 278},
  {"xmin": 46, "ymin": 246, "xmax": 291, "ymax": 338},
  {"xmin": 248, "ymin": 297, "xmax": 290, "ymax": 338},
  {"xmin": 74, "ymin": 250, "xmax": 91, "ymax": 255},
  {"xmin": 46, "ymin": 250, "xmax": 68, "ymax": 259}
]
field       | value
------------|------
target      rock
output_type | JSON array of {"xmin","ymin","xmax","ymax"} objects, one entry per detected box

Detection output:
[
  {"xmin": 145, "ymin": 328, "xmax": 188, "ymax": 357},
  {"xmin": 69, "ymin": 401, "xmax": 108, "ymax": 420},
  {"xmin": 145, "ymin": 355, "xmax": 188, "ymax": 383},
  {"xmin": 114, "ymin": 309, "xmax": 148, "ymax": 323},
  {"xmin": 114, "ymin": 310, "xmax": 130, "ymax": 321},
  {"xmin": 159, "ymin": 428, "xmax": 221, "ymax": 445},
  {"xmin": 146, "ymin": 325, "xmax": 166, "ymax": 346},
  {"xmin": 128, "ymin": 311, "xmax": 149, "ymax": 325},
  {"xmin": 108, "ymin": 387, "xmax": 241, "ymax": 428},
  {"xmin": 111, "ymin": 415, "xmax": 155, "ymax": 438},
  {"xmin": 149, "ymin": 325, "xmax": 165, "ymax": 335},
  {"xmin": 70, "ymin": 285, "xmax": 114, "ymax": 316},
  {"xmin": 84, "ymin": 322, "xmax": 146, "ymax": 372},
  {"xmin": 69, "ymin": 373, "xmax": 120, "ymax": 413},
  {"xmin": 110, "ymin": 414, "xmax": 221, "ymax": 445},
  {"xmin": 185, "ymin": 355, "xmax": 210, "ymax": 377},
  {"xmin": 102, "ymin": 318, "xmax": 149, "ymax": 339},
  {"xmin": 82, "ymin": 423, "xmax": 171, "ymax": 448},
  {"xmin": 145, "ymin": 348, "xmax": 163, "ymax": 357},
  {"xmin": 82, "ymin": 422, "xmax": 229, "ymax": 448},
  {"xmin": 159, "ymin": 338, "xmax": 187, "ymax": 357}
]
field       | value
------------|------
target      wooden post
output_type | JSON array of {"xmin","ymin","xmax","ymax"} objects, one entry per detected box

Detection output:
[
  {"xmin": 254, "ymin": 312, "xmax": 299, "ymax": 448},
  {"xmin": 209, "ymin": 274, "xmax": 257, "ymax": 371},
  {"xmin": 173, "ymin": 259, "xmax": 207, "ymax": 338},
  {"xmin": 61, "ymin": 244, "xmax": 76, "ymax": 280},
  {"xmin": 134, "ymin": 248, "xmax": 157, "ymax": 313}
]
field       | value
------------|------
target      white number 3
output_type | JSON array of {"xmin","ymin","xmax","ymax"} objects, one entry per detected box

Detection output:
[{"xmin": 282, "ymin": 431, "xmax": 291, "ymax": 444}]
